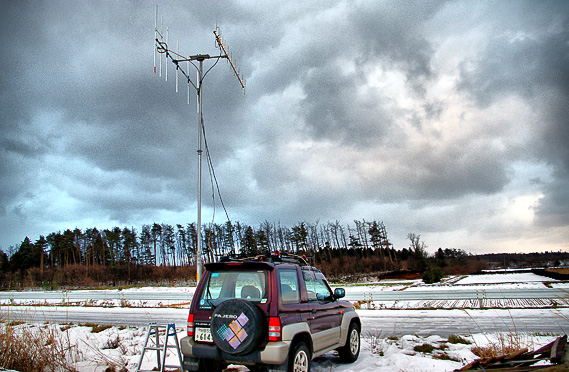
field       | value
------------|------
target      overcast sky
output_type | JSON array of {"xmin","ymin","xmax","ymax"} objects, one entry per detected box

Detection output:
[{"xmin": 1, "ymin": 0, "xmax": 568, "ymax": 254}]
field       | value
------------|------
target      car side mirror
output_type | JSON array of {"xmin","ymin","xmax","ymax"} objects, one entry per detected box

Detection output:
[{"xmin": 334, "ymin": 288, "xmax": 345, "ymax": 299}]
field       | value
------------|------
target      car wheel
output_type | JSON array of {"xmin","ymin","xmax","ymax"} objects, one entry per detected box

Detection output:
[
  {"xmin": 210, "ymin": 298, "xmax": 264, "ymax": 355},
  {"xmin": 289, "ymin": 341, "xmax": 311, "ymax": 372},
  {"xmin": 338, "ymin": 322, "xmax": 360, "ymax": 363}
]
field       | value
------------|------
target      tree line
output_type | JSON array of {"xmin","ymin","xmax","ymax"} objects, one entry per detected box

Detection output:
[{"xmin": 0, "ymin": 219, "xmax": 479, "ymax": 287}]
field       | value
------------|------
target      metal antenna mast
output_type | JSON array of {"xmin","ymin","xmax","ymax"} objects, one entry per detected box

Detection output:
[{"xmin": 154, "ymin": 6, "xmax": 245, "ymax": 282}]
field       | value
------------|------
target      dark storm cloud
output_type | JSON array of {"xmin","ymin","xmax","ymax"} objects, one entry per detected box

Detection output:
[
  {"xmin": 1, "ymin": 0, "xmax": 568, "ymax": 252},
  {"xmin": 301, "ymin": 63, "xmax": 391, "ymax": 147},
  {"xmin": 457, "ymin": 0, "xmax": 569, "ymax": 229},
  {"xmin": 387, "ymin": 142, "xmax": 510, "ymax": 201},
  {"xmin": 1, "ymin": 0, "xmax": 235, "ymax": 183},
  {"xmin": 534, "ymin": 94, "xmax": 569, "ymax": 227},
  {"xmin": 349, "ymin": 0, "xmax": 442, "ymax": 95},
  {"xmin": 250, "ymin": 0, "xmax": 444, "ymax": 149}
]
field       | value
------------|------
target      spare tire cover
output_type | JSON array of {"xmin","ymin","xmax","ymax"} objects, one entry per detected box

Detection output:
[{"xmin": 210, "ymin": 299, "xmax": 264, "ymax": 355}]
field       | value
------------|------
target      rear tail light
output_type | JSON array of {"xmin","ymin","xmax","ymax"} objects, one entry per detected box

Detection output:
[
  {"xmin": 187, "ymin": 313, "xmax": 194, "ymax": 337},
  {"xmin": 268, "ymin": 317, "xmax": 281, "ymax": 341}
]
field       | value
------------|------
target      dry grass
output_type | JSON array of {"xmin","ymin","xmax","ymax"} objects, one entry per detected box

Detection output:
[
  {"xmin": 461, "ymin": 308, "xmax": 534, "ymax": 359},
  {"xmin": 0, "ymin": 312, "xmax": 79, "ymax": 372},
  {"xmin": 470, "ymin": 332, "xmax": 531, "ymax": 359},
  {"xmin": 0, "ymin": 312, "xmax": 129, "ymax": 372},
  {"xmin": 414, "ymin": 343, "xmax": 436, "ymax": 353},
  {"xmin": 546, "ymin": 268, "xmax": 569, "ymax": 275},
  {"xmin": 448, "ymin": 334, "xmax": 471, "ymax": 345},
  {"xmin": 80, "ymin": 322, "xmax": 113, "ymax": 333},
  {"xmin": 364, "ymin": 330, "xmax": 384, "ymax": 355}
]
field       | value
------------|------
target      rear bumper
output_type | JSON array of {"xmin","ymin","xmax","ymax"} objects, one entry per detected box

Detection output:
[{"xmin": 180, "ymin": 336, "xmax": 290, "ymax": 366}]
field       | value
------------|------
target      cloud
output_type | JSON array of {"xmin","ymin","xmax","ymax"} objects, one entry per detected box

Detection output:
[
  {"xmin": 1, "ymin": 0, "xmax": 568, "ymax": 254},
  {"xmin": 455, "ymin": 2, "xmax": 569, "ymax": 231}
]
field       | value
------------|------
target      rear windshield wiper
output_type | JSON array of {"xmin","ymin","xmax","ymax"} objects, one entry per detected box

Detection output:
[{"xmin": 206, "ymin": 285, "xmax": 216, "ymax": 309}]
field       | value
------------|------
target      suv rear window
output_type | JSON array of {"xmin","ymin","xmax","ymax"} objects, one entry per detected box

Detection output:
[{"xmin": 197, "ymin": 270, "xmax": 268, "ymax": 309}]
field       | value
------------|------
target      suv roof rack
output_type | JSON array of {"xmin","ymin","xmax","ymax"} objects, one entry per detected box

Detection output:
[{"xmin": 217, "ymin": 251, "xmax": 313, "ymax": 266}]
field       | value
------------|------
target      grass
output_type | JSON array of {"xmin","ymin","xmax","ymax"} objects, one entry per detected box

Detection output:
[
  {"xmin": 0, "ymin": 312, "xmax": 129, "ymax": 372},
  {"xmin": 6, "ymin": 320, "xmax": 25, "ymax": 327},
  {"xmin": 413, "ymin": 343, "xmax": 435, "ymax": 353},
  {"xmin": 362, "ymin": 330, "xmax": 481, "ymax": 367},
  {"xmin": 79, "ymin": 322, "xmax": 113, "ymax": 333},
  {"xmin": 470, "ymin": 332, "xmax": 531, "ymax": 359},
  {"xmin": 448, "ymin": 334, "xmax": 471, "ymax": 345},
  {"xmin": 363, "ymin": 326, "xmax": 542, "ymax": 366},
  {"xmin": 0, "ymin": 314, "xmax": 79, "ymax": 372},
  {"xmin": 413, "ymin": 342, "xmax": 448, "ymax": 354},
  {"xmin": 433, "ymin": 352, "xmax": 463, "ymax": 362},
  {"xmin": 460, "ymin": 308, "xmax": 537, "ymax": 359},
  {"xmin": 332, "ymin": 281, "xmax": 416, "ymax": 287},
  {"xmin": 93, "ymin": 284, "xmax": 143, "ymax": 291}
]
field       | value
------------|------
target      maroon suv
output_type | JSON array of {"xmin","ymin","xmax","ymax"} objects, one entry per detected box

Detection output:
[{"xmin": 180, "ymin": 254, "xmax": 361, "ymax": 372}]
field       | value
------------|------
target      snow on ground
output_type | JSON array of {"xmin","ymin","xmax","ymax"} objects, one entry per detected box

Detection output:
[
  {"xmin": 412, "ymin": 282, "xmax": 551, "ymax": 290},
  {"xmin": 335, "ymin": 279, "xmax": 424, "ymax": 290},
  {"xmin": 1, "ymin": 321, "xmax": 561, "ymax": 372},
  {"xmin": 455, "ymin": 273, "xmax": 556, "ymax": 285}
]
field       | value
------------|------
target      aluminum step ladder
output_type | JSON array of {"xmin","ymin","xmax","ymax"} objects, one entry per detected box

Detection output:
[{"xmin": 136, "ymin": 323, "xmax": 183, "ymax": 372}]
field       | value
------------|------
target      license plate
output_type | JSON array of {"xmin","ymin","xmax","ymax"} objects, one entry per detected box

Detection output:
[{"xmin": 195, "ymin": 327, "xmax": 213, "ymax": 343}]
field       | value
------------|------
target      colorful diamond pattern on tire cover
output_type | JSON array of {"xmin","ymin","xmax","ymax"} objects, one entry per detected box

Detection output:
[{"xmin": 216, "ymin": 312, "xmax": 249, "ymax": 349}]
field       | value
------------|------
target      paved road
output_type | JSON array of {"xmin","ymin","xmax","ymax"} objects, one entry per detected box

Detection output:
[
  {"xmin": 3, "ymin": 306, "xmax": 568, "ymax": 337},
  {"xmin": 359, "ymin": 308, "xmax": 569, "ymax": 337}
]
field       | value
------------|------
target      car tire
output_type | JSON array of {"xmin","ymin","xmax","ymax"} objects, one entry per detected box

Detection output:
[
  {"xmin": 288, "ymin": 341, "xmax": 311, "ymax": 372},
  {"xmin": 197, "ymin": 358, "xmax": 226, "ymax": 372},
  {"xmin": 210, "ymin": 298, "xmax": 264, "ymax": 355},
  {"xmin": 246, "ymin": 365, "xmax": 266, "ymax": 372},
  {"xmin": 338, "ymin": 322, "xmax": 360, "ymax": 363}
]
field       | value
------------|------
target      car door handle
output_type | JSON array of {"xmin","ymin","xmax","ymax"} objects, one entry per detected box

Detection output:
[{"xmin": 312, "ymin": 309, "xmax": 317, "ymax": 314}]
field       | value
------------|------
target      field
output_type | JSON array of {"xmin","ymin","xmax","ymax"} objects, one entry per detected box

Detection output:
[{"xmin": 1, "ymin": 272, "xmax": 568, "ymax": 372}]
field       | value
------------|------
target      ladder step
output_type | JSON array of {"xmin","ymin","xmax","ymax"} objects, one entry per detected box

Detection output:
[
  {"xmin": 143, "ymin": 345, "xmax": 180, "ymax": 351},
  {"xmin": 143, "ymin": 346, "xmax": 163, "ymax": 351}
]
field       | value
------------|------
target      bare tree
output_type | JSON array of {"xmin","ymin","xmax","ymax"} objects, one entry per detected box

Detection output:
[{"xmin": 408, "ymin": 233, "xmax": 427, "ymax": 258}]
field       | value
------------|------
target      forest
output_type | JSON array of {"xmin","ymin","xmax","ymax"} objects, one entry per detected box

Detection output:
[{"xmin": 0, "ymin": 219, "xmax": 563, "ymax": 288}]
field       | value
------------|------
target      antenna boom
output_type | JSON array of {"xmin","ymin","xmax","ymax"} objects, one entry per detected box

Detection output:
[{"xmin": 214, "ymin": 29, "xmax": 246, "ymax": 90}]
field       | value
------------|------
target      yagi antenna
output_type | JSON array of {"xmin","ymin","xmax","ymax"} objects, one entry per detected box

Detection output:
[
  {"xmin": 154, "ymin": 7, "xmax": 245, "ymax": 96},
  {"xmin": 153, "ymin": 5, "xmax": 246, "ymax": 283},
  {"xmin": 214, "ymin": 27, "xmax": 246, "ymax": 90}
]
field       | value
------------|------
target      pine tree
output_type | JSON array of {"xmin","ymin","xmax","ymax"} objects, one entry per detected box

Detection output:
[
  {"xmin": 35, "ymin": 235, "xmax": 48, "ymax": 278},
  {"xmin": 151, "ymin": 223, "xmax": 162, "ymax": 266},
  {"xmin": 291, "ymin": 222, "xmax": 308, "ymax": 253},
  {"xmin": 241, "ymin": 226, "xmax": 258, "ymax": 256},
  {"xmin": 162, "ymin": 224, "xmax": 176, "ymax": 266},
  {"xmin": 9, "ymin": 237, "xmax": 44, "ymax": 273},
  {"xmin": 222, "ymin": 221, "xmax": 235, "ymax": 255},
  {"xmin": 186, "ymin": 223, "xmax": 198, "ymax": 265}
]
